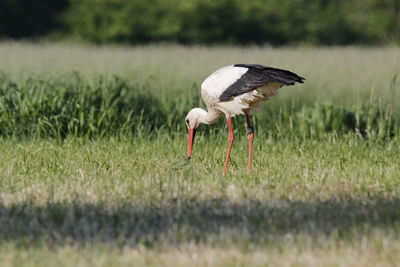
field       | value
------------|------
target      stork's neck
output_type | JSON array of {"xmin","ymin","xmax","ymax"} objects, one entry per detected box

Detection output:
[{"xmin": 199, "ymin": 108, "xmax": 222, "ymax": 125}]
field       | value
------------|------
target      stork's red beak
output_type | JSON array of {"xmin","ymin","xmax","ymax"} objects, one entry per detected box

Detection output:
[{"xmin": 187, "ymin": 128, "xmax": 197, "ymax": 160}]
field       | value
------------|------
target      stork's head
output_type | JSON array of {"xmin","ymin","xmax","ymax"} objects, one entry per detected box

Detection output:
[{"xmin": 185, "ymin": 108, "xmax": 207, "ymax": 160}]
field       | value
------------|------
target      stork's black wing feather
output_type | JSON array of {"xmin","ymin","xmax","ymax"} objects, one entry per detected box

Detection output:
[{"xmin": 219, "ymin": 64, "xmax": 305, "ymax": 101}]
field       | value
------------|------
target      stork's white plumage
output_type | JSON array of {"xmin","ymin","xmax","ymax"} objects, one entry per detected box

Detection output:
[{"xmin": 186, "ymin": 64, "xmax": 305, "ymax": 175}]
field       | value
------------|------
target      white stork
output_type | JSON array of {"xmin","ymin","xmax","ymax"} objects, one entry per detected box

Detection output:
[{"xmin": 185, "ymin": 64, "xmax": 304, "ymax": 175}]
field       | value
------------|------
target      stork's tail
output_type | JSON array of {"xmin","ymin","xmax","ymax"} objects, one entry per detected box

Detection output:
[
  {"xmin": 234, "ymin": 63, "xmax": 305, "ymax": 86},
  {"xmin": 264, "ymin": 67, "xmax": 305, "ymax": 86}
]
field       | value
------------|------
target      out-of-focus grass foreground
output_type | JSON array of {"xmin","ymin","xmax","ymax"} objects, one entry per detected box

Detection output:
[{"xmin": 0, "ymin": 43, "xmax": 400, "ymax": 266}]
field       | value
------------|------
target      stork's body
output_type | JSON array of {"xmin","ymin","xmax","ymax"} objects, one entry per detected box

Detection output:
[{"xmin": 186, "ymin": 64, "xmax": 304, "ymax": 175}]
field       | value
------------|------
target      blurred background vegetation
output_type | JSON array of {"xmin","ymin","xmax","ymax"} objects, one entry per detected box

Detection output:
[{"xmin": 1, "ymin": 0, "xmax": 400, "ymax": 45}]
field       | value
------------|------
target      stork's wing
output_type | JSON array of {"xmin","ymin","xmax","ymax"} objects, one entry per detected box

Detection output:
[{"xmin": 219, "ymin": 64, "xmax": 305, "ymax": 101}]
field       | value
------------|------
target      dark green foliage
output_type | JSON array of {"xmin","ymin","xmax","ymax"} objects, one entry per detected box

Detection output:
[
  {"xmin": 0, "ymin": 74, "xmax": 398, "ymax": 140},
  {"xmin": 1, "ymin": 0, "xmax": 400, "ymax": 45},
  {"xmin": 62, "ymin": 0, "xmax": 375, "ymax": 45},
  {"xmin": 0, "ymin": 0, "xmax": 68, "ymax": 39}
]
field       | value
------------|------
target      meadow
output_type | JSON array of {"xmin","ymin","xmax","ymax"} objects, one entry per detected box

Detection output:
[{"xmin": 0, "ymin": 42, "xmax": 399, "ymax": 266}]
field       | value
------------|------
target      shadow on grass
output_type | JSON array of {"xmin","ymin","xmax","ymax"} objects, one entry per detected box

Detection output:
[{"xmin": 1, "ymin": 197, "xmax": 400, "ymax": 246}]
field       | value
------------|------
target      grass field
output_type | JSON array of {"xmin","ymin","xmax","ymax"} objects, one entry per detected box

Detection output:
[{"xmin": 0, "ymin": 42, "xmax": 400, "ymax": 266}]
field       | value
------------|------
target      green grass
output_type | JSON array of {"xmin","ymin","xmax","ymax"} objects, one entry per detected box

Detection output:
[
  {"xmin": 0, "ymin": 42, "xmax": 400, "ymax": 266},
  {"xmin": 0, "ymin": 137, "xmax": 400, "ymax": 266}
]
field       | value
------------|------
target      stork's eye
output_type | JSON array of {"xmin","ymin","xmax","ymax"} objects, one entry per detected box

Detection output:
[{"xmin": 186, "ymin": 119, "xmax": 189, "ymax": 125}]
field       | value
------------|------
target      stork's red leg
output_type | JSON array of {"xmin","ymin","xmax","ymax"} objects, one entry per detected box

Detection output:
[
  {"xmin": 223, "ymin": 117, "xmax": 234, "ymax": 176},
  {"xmin": 246, "ymin": 113, "xmax": 254, "ymax": 174}
]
